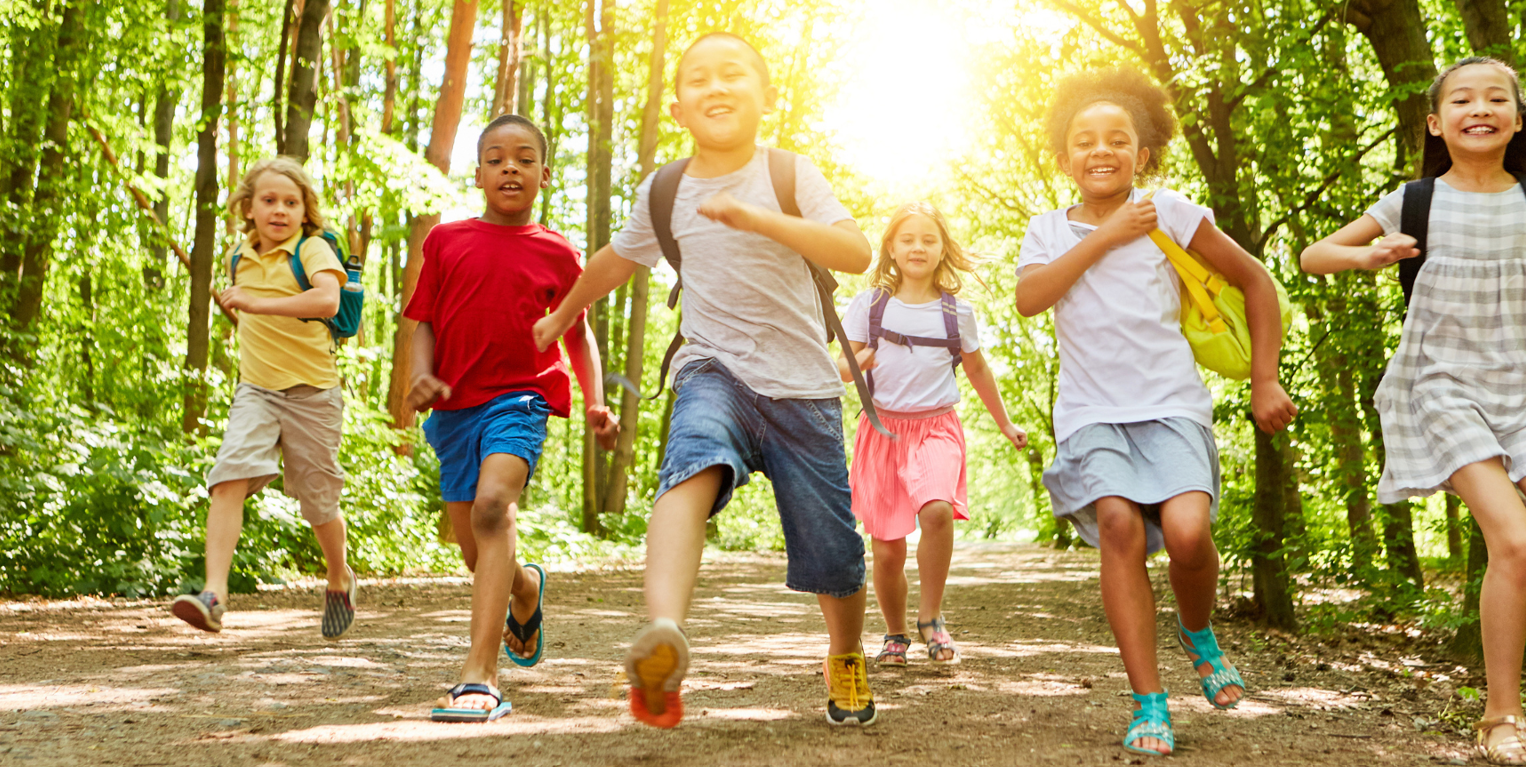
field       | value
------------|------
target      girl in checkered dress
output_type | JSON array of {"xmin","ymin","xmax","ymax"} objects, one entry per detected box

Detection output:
[{"xmin": 1302, "ymin": 58, "xmax": 1526, "ymax": 766}]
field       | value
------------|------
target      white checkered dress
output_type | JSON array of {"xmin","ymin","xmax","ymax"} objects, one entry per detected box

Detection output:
[{"xmin": 1369, "ymin": 180, "xmax": 1526, "ymax": 502}]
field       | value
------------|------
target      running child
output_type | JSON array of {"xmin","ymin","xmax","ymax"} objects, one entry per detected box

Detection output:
[
  {"xmin": 1014, "ymin": 68, "xmax": 1297, "ymax": 756},
  {"xmin": 172, "ymin": 157, "xmax": 357, "ymax": 637},
  {"xmin": 532, "ymin": 32, "xmax": 878, "ymax": 728},
  {"xmin": 839, "ymin": 201, "xmax": 1027, "ymax": 667},
  {"xmin": 1301, "ymin": 58, "xmax": 1526, "ymax": 765},
  {"xmin": 406, "ymin": 114, "xmax": 618, "ymax": 722}
]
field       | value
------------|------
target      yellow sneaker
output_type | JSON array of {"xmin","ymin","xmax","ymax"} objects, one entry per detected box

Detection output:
[{"xmin": 824, "ymin": 650, "xmax": 876, "ymax": 726}]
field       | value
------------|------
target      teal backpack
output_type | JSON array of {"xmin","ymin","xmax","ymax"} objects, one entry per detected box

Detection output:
[{"xmin": 230, "ymin": 230, "xmax": 364, "ymax": 341}]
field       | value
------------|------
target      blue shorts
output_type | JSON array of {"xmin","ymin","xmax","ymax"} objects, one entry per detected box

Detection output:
[
  {"xmin": 423, "ymin": 391, "xmax": 549, "ymax": 503},
  {"xmin": 658, "ymin": 359, "xmax": 865, "ymax": 597}
]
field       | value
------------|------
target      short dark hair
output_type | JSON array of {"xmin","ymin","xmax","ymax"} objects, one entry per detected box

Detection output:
[
  {"xmin": 676, "ymin": 32, "xmax": 770, "ymax": 92},
  {"xmin": 1045, "ymin": 68, "xmax": 1177, "ymax": 176},
  {"xmin": 477, "ymin": 113, "xmax": 549, "ymax": 162}
]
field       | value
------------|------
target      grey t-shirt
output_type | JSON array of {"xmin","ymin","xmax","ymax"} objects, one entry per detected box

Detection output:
[{"xmin": 611, "ymin": 147, "xmax": 855, "ymax": 398}]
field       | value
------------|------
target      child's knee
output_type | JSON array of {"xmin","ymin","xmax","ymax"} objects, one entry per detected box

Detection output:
[
  {"xmin": 470, "ymin": 489, "xmax": 517, "ymax": 535},
  {"xmin": 1095, "ymin": 501, "xmax": 1143, "ymax": 547},
  {"xmin": 872, "ymin": 536, "xmax": 908, "ymax": 566},
  {"xmin": 1164, "ymin": 526, "xmax": 1217, "ymax": 569},
  {"xmin": 918, "ymin": 501, "xmax": 954, "ymax": 530}
]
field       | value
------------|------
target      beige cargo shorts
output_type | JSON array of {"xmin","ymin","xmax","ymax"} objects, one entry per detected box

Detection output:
[{"xmin": 207, "ymin": 383, "xmax": 345, "ymax": 526}]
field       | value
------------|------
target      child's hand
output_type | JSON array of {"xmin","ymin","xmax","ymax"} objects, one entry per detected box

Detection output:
[
  {"xmin": 532, "ymin": 311, "xmax": 574, "ymax": 353},
  {"xmin": 1251, "ymin": 380, "xmax": 1298, "ymax": 434},
  {"xmin": 1363, "ymin": 233, "xmax": 1421, "ymax": 269},
  {"xmin": 1001, "ymin": 423, "xmax": 1028, "ymax": 450},
  {"xmin": 852, "ymin": 347, "xmax": 877, "ymax": 372},
  {"xmin": 1095, "ymin": 199, "xmax": 1157, "ymax": 247},
  {"xmin": 407, "ymin": 373, "xmax": 452, "ymax": 412},
  {"xmin": 218, "ymin": 285, "xmax": 260, "ymax": 314},
  {"xmin": 587, "ymin": 405, "xmax": 619, "ymax": 451},
  {"xmin": 697, "ymin": 192, "xmax": 761, "ymax": 232}
]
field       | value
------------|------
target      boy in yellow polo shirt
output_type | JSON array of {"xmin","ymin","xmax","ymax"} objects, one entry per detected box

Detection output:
[{"xmin": 171, "ymin": 157, "xmax": 356, "ymax": 638}]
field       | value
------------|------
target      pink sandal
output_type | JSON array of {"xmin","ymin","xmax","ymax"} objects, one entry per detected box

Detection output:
[
  {"xmin": 875, "ymin": 634, "xmax": 910, "ymax": 666},
  {"xmin": 918, "ymin": 617, "xmax": 960, "ymax": 664}
]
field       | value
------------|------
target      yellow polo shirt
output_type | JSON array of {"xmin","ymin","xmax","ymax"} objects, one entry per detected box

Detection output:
[{"xmin": 232, "ymin": 231, "xmax": 346, "ymax": 390}]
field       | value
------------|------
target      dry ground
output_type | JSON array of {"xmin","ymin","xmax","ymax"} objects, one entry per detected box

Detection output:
[{"xmin": 0, "ymin": 542, "xmax": 1485, "ymax": 766}]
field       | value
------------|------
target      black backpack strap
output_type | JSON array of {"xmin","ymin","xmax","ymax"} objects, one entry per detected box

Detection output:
[
  {"xmin": 1397, "ymin": 177, "xmax": 1434, "ymax": 306},
  {"xmin": 940, "ymin": 291, "xmax": 962, "ymax": 370},
  {"xmin": 647, "ymin": 158, "xmax": 693, "ymax": 401}
]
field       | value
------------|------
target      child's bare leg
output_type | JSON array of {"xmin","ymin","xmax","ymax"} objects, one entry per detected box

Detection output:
[
  {"xmin": 203, "ymin": 479, "xmax": 249, "ymax": 602},
  {"xmin": 871, "ymin": 537, "xmax": 908, "ymax": 635},
  {"xmin": 1159, "ymin": 491, "xmax": 1240, "ymax": 707},
  {"xmin": 447, "ymin": 502, "xmax": 477, "ymax": 572},
  {"xmin": 915, "ymin": 501, "xmax": 955, "ymax": 624},
  {"xmin": 443, "ymin": 453, "xmax": 530, "ymax": 711},
  {"xmin": 1096, "ymin": 495, "xmax": 1167, "ymax": 755},
  {"xmin": 819, "ymin": 587, "xmax": 867, "ymax": 655},
  {"xmin": 1451, "ymin": 458, "xmax": 1526, "ymax": 745},
  {"xmin": 310, "ymin": 516, "xmax": 350, "ymax": 592},
  {"xmin": 645, "ymin": 467, "xmax": 722, "ymax": 622}
]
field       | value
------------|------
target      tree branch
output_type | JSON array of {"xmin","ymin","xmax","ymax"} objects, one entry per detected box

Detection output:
[
  {"xmin": 1258, "ymin": 126, "xmax": 1397, "ymax": 251},
  {"xmin": 1046, "ymin": 0, "xmax": 1145, "ymax": 56}
]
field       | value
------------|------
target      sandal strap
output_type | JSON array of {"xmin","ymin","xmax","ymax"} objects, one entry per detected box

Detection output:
[
  {"xmin": 447, "ymin": 682, "xmax": 501, "ymax": 705},
  {"xmin": 1177, "ymin": 616, "xmax": 1226, "ymax": 665},
  {"xmin": 1478, "ymin": 716, "xmax": 1525, "ymax": 733},
  {"xmin": 1126, "ymin": 692, "xmax": 1174, "ymax": 751}
]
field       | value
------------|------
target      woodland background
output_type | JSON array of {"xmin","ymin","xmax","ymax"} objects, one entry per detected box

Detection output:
[{"xmin": 0, "ymin": 0, "xmax": 1518, "ymax": 659}]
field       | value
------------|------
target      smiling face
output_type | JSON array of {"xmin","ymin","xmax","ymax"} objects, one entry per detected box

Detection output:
[
  {"xmin": 888, "ymin": 213, "xmax": 944, "ymax": 284},
  {"xmin": 245, "ymin": 171, "xmax": 307, "ymax": 249},
  {"xmin": 670, "ymin": 36, "xmax": 776, "ymax": 152},
  {"xmin": 1058, "ymin": 101, "xmax": 1149, "ymax": 200},
  {"xmin": 1429, "ymin": 63, "xmax": 1524, "ymax": 160},
  {"xmin": 475, "ymin": 122, "xmax": 550, "ymax": 224}
]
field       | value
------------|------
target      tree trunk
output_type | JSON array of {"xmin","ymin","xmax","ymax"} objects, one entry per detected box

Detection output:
[
  {"xmin": 537, "ymin": 5, "xmax": 555, "ymax": 224},
  {"xmin": 1251, "ymin": 428, "xmax": 1297, "ymax": 631},
  {"xmin": 1453, "ymin": 0, "xmax": 1513, "ymax": 64},
  {"xmin": 381, "ymin": 0, "xmax": 397, "ymax": 133},
  {"xmin": 516, "ymin": 9, "xmax": 535, "ymax": 118},
  {"xmin": 148, "ymin": 0, "xmax": 183, "ymax": 290},
  {"xmin": 1445, "ymin": 494, "xmax": 1465, "ymax": 563},
  {"xmin": 602, "ymin": 0, "xmax": 668, "ymax": 518},
  {"xmin": 387, "ymin": 0, "xmax": 479, "ymax": 434},
  {"xmin": 1449, "ymin": 514, "xmax": 1488, "ymax": 662},
  {"xmin": 581, "ymin": 0, "xmax": 615, "ymax": 531},
  {"xmin": 283, "ymin": 0, "xmax": 331, "ymax": 162},
  {"xmin": 1, "ymin": 16, "xmax": 58, "ymax": 309},
  {"xmin": 1345, "ymin": 0, "xmax": 1437, "ymax": 175},
  {"xmin": 272, "ymin": 0, "xmax": 296, "ymax": 154},
  {"xmin": 184, "ymin": 0, "xmax": 226, "ymax": 434},
  {"xmin": 491, "ymin": 0, "xmax": 523, "ymax": 118},
  {"xmin": 1313, "ymin": 278, "xmax": 1378, "ymax": 571},
  {"xmin": 11, "ymin": 0, "xmax": 84, "ymax": 336},
  {"xmin": 1381, "ymin": 500, "xmax": 1425, "ymax": 587},
  {"xmin": 226, "ymin": 0, "xmax": 240, "ymax": 239}
]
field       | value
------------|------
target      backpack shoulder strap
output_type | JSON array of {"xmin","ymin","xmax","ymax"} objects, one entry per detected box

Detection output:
[
  {"xmin": 289, "ymin": 234, "xmax": 314, "ymax": 292},
  {"xmin": 867, "ymin": 288, "xmax": 892, "ymax": 350},
  {"xmin": 1398, "ymin": 177, "xmax": 1435, "ymax": 306},
  {"xmin": 767, "ymin": 148, "xmax": 800, "ymax": 217},
  {"xmin": 941, "ymin": 291, "xmax": 962, "ymax": 369},
  {"xmin": 646, "ymin": 158, "xmax": 692, "ymax": 401}
]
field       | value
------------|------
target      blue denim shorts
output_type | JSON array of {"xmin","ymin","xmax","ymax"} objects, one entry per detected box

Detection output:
[
  {"xmin": 658, "ymin": 358, "xmax": 865, "ymax": 597},
  {"xmin": 423, "ymin": 391, "xmax": 549, "ymax": 503}
]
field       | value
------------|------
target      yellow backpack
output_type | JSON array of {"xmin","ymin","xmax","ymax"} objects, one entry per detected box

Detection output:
[{"xmin": 1145, "ymin": 220, "xmax": 1291, "ymax": 381}]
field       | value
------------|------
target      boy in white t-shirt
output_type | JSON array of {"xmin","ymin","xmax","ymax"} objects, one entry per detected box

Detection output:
[
  {"xmin": 1013, "ymin": 68, "xmax": 1296, "ymax": 756},
  {"xmin": 836, "ymin": 201, "xmax": 1027, "ymax": 668},
  {"xmin": 533, "ymin": 32, "xmax": 877, "ymax": 728}
]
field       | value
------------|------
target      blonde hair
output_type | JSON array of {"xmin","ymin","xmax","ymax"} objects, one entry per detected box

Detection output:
[
  {"xmin": 870, "ymin": 202, "xmax": 978, "ymax": 296},
  {"xmin": 226, "ymin": 156, "xmax": 328, "ymax": 236}
]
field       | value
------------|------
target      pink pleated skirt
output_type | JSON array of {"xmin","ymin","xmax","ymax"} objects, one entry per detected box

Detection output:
[{"xmin": 850, "ymin": 407, "xmax": 969, "ymax": 541}]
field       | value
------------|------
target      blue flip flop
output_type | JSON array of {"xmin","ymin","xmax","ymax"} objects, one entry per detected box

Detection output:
[
  {"xmin": 430, "ymin": 682, "xmax": 512, "ymax": 722},
  {"xmin": 505, "ymin": 563, "xmax": 545, "ymax": 668}
]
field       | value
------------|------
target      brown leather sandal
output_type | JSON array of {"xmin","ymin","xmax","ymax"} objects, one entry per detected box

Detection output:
[{"xmin": 1476, "ymin": 716, "xmax": 1526, "ymax": 765}]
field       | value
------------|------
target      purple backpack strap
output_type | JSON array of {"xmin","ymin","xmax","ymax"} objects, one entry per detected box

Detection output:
[
  {"xmin": 941, "ymin": 291, "xmax": 962, "ymax": 370},
  {"xmin": 865, "ymin": 288, "xmax": 893, "ymax": 398}
]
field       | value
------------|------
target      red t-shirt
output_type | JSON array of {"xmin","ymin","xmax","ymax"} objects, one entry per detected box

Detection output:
[{"xmin": 403, "ymin": 219, "xmax": 584, "ymax": 416}]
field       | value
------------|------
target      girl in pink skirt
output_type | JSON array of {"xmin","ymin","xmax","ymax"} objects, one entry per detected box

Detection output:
[{"xmin": 839, "ymin": 202, "xmax": 1028, "ymax": 666}]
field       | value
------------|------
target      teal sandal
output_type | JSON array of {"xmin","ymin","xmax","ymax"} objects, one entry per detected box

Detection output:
[
  {"xmin": 1123, "ymin": 691, "xmax": 1174, "ymax": 756},
  {"xmin": 1177, "ymin": 616, "xmax": 1245, "ymax": 710}
]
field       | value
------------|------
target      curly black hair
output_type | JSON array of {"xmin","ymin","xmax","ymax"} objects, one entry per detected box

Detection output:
[{"xmin": 1045, "ymin": 68, "xmax": 1177, "ymax": 176}]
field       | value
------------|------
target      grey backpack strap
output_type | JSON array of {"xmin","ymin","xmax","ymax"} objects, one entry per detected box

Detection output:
[
  {"xmin": 768, "ymin": 147, "xmax": 893, "ymax": 438},
  {"xmin": 941, "ymin": 291, "xmax": 962, "ymax": 370},
  {"xmin": 647, "ymin": 158, "xmax": 693, "ymax": 401}
]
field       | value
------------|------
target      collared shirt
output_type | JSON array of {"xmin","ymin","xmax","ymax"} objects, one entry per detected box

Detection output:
[{"xmin": 232, "ymin": 230, "xmax": 346, "ymax": 391}]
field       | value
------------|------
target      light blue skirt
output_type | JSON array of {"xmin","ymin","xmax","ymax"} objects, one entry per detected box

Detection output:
[{"xmin": 1043, "ymin": 417, "xmax": 1220, "ymax": 555}]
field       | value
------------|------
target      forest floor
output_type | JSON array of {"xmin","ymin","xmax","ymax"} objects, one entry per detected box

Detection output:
[{"xmin": 0, "ymin": 541, "xmax": 1489, "ymax": 766}]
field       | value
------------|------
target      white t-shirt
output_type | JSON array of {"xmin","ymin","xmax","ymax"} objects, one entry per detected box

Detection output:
[
  {"xmin": 610, "ymin": 147, "xmax": 855, "ymax": 399},
  {"xmin": 842, "ymin": 289, "xmax": 982, "ymax": 412},
  {"xmin": 1015, "ymin": 188, "xmax": 1215, "ymax": 443}
]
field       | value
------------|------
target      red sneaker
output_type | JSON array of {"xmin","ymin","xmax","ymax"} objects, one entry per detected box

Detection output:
[{"xmin": 625, "ymin": 619, "xmax": 688, "ymax": 729}]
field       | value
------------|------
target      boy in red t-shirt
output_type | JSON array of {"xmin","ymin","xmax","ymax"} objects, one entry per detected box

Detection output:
[{"xmin": 405, "ymin": 114, "xmax": 619, "ymax": 721}]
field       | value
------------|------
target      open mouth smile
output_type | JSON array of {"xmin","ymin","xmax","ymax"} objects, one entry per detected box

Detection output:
[{"xmin": 1463, "ymin": 125, "xmax": 1498, "ymax": 135}]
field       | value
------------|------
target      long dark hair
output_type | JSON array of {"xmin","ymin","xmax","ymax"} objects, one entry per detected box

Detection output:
[{"xmin": 1420, "ymin": 57, "xmax": 1526, "ymax": 178}]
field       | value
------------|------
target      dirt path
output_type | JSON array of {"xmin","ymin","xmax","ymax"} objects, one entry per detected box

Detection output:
[{"xmin": 0, "ymin": 542, "xmax": 1481, "ymax": 766}]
